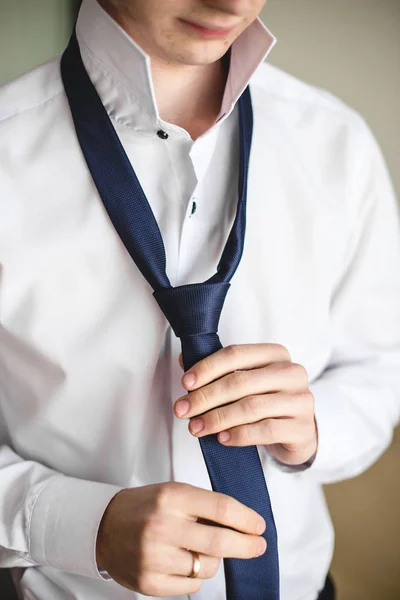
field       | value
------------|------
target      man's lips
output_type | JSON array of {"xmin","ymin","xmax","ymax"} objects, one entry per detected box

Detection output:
[{"xmin": 180, "ymin": 19, "xmax": 237, "ymax": 39}]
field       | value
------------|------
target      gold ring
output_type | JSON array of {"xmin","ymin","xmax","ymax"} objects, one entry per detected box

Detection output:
[{"xmin": 189, "ymin": 551, "xmax": 201, "ymax": 579}]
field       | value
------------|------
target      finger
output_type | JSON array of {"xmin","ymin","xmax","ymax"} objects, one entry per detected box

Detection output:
[
  {"xmin": 176, "ymin": 362, "xmax": 308, "ymax": 420},
  {"xmin": 176, "ymin": 520, "xmax": 266, "ymax": 560},
  {"xmin": 217, "ymin": 417, "xmax": 306, "ymax": 447},
  {"xmin": 189, "ymin": 393, "xmax": 303, "ymax": 438},
  {"xmin": 181, "ymin": 343, "xmax": 291, "ymax": 390},
  {"xmin": 142, "ymin": 543, "xmax": 220, "ymax": 580},
  {"xmin": 178, "ymin": 353, "xmax": 184, "ymax": 370},
  {"xmin": 171, "ymin": 484, "xmax": 266, "ymax": 535},
  {"xmin": 134, "ymin": 573, "xmax": 202, "ymax": 597},
  {"xmin": 175, "ymin": 550, "xmax": 220, "ymax": 580}
]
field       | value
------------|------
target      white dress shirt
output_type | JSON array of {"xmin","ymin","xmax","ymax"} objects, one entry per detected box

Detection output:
[{"xmin": 1, "ymin": 1, "xmax": 400, "ymax": 599}]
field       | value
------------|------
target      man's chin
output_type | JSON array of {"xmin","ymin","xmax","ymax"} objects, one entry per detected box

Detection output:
[{"xmin": 160, "ymin": 42, "xmax": 232, "ymax": 67}]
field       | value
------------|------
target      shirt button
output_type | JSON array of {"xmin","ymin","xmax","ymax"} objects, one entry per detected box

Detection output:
[{"xmin": 157, "ymin": 130, "xmax": 169, "ymax": 140}]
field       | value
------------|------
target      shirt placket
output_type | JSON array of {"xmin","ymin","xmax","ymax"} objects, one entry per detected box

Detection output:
[{"xmin": 167, "ymin": 126, "xmax": 221, "ymax": 480}]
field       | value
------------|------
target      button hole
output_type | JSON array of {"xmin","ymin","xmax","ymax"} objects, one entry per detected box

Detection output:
[{"xmin": 190, "ymin": 200, "xmax": 197, "ymax": 217}]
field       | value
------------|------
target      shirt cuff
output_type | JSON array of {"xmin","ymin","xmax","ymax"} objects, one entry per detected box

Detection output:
[
  {"xmin": 272, "ymin": 452, "xmax": 317, "ymax": 473},
  {"xmin": 29, "ymin": 474, "xmax": 122, "ymax": 579}
]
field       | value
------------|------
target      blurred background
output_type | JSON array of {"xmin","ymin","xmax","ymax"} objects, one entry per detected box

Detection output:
[{"xmin": 0, "ymin": 1, "xmax": 399, "ymax": 599}]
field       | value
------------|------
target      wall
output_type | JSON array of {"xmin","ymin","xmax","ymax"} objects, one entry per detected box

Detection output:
[
  {"xmin": 261, "ymin": 0, "xmax": 400, "ymax": 197},
  {"xmin": 260, "ymin": 2, "xmax": 400, "ymax": 599},
  {"xmin": 0, "ymin": 0, "xmax": 74, "ymax": 84}
]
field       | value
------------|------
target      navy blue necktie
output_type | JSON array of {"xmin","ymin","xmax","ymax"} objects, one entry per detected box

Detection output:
[{"xmin": 61, "ymin": 32, "xmax": 279, "ymax": 600}]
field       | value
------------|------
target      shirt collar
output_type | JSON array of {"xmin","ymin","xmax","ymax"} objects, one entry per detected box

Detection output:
[{"xmin": 75, "ymin": 0, "xmax": 276, "ymax": 131}]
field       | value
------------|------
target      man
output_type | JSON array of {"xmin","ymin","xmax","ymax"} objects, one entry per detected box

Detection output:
[{"xmin": 0, "ymin": 0, "xmax": 399, "ymax": 599}]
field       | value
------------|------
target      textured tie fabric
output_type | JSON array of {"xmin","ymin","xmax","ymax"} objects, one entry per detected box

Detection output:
[
  {"xmin": 153, "ymin": 283, "xmax": 229, "ymax": 371},
  {"xmin": 61, "ymin": 32, "xmax": 280, "ymax": 600}
]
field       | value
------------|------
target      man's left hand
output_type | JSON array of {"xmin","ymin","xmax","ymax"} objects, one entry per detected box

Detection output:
[{"xmin": 175, "ymin": 344, "xmax": 317, "ymax": 467}]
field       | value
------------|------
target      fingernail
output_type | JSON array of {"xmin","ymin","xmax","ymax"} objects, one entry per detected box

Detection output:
[
  {"xmin": 190, "ymin": 419, "xmax": 204, "ymax": 435},
  {"xmin": 218, "ymin": 431, "xmax": 231, "ymax": 443},
  {"xmin": 256, "ymin": 520, "xmax": 266, "ymax": 535},
  {"xmin": 183, "ymin": 373, "xmax": 196, "ymax": 388},
  {"xmin": 175, "ymin": 399, "xmax": 190, "ymax": 417},
  {"xmin": 258, "ymin": 539, "xmax": 267, "ymax": 556}
]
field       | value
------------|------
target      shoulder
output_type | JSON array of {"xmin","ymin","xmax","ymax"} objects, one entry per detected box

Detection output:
[
  {"xmin": 249, "ymin": 62, "xmax": 379, "ymax": 185},
  {"xmin": 249, "ymin": 61, "xmax": 369, "ymax": 139},
  {"xmin": 0, "ymin": 58, "xmax": 71, "ymax": 178},
  {"xmin": 0, "ymin": 58, "xmax": 74, "ymax": 213},
  {"xmin": 0, "ymin": 58, "xmax": 64, "ymax": 126},
  {"xmin": 248, "ymin": 62, "xmax": 389, "ymax": 222}
]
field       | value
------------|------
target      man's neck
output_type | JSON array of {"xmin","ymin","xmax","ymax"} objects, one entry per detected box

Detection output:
[
  {"xmin": 151, "ymin": 56, "xmax": 228, "ymax": 140},
  {"xmin": 97, "ymin": 2, "xmax": 229, "ymax": 140}
]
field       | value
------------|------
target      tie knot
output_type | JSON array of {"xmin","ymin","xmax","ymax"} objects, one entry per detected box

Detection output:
[{"xmin": 153, "ymin": 282, "xmax": 230, "ymax": 339}]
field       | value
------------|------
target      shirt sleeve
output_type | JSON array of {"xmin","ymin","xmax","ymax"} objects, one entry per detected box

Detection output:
[
  {"xmin": 0, "ymin": 441, "xmax": 122, "ymax": 578},
  {"xmin": 308, "ymin": 118, "xmax": 400, "ymax": 484}
]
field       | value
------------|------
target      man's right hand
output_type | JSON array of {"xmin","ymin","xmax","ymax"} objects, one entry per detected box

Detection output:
[{"xmin": 96, "ymin": 482, "xmax": 267, "ymax": 597}]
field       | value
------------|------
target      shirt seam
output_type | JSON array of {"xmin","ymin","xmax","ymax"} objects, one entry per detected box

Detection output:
[
  {"xmin": 250, "ymin": 67, "xmax": 362, "ymax": 119},
  {"xmin": 0, "ymin": 87, "xmax": 64, "ymax": 126},
  {"xmin": 27, "ymin": 474, "xmax": 61, "ymax": 565},
  {"xmin": 328, "ymin": 127, "xmax": 377, "ymax": 299}
]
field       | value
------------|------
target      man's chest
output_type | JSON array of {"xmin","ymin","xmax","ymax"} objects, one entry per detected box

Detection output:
[{"xmin": 0, "ymin": 112, "xmax": 348, "ymax": 480}]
